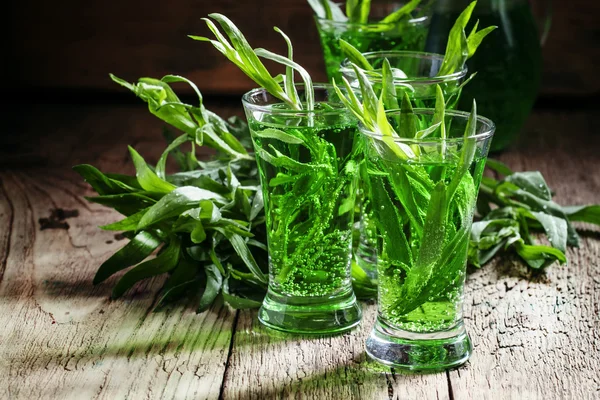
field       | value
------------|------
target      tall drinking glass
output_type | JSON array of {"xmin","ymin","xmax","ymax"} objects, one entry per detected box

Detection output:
[
  {"xmin": 242, "ymin": 84, "xmax": 362, "ymax": 334},
  {"xmin": 361, "ymin": 109, "xmax": 494, "ymax": 370},
  {"xmin": 315, "ymin": 3, "xmax": 430, "ymax": 83},
  {"xmin": 342, "ymin": 51, "xmax": 468, "ymax": 281}
]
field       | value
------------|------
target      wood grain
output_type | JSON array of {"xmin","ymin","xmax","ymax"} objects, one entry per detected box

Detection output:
[
  {"xmin": 0, "ymin": 105, "xmax": 599, "ymax": 399},
  {"xmin": 7, "ymin": 0, "xmax": 600, "ymax": 96},
  {"xmin": 221, "ymin": 305, "xmax": 450, "ymax": 399},
  {"xmin": 0, "ymin": 167, "xmax": 235, "ymax": 399}
]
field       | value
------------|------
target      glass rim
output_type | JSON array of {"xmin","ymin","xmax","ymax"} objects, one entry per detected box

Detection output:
[
  {"xmin": 241, "ymin": 83, "xmax": 351, "ymax": 117},
  {"xmin": 340, "ymin": 51, "xmax": 469, "ymax": 83},
  {"xmin": 314, "ymin": 15, "xmax": 429, "ymax": 29},
  {"xmin": 359, "ymin": 108, "xmax": 495, "ymax": 144}
]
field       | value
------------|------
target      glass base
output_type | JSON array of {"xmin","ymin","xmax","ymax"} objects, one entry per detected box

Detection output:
[
  {"xmin": 258, "ymin": 287, "xmax": 362, "ymax": 334},
  {"xmin": 365, "ymin": 319, "xmax": 472, "ymax": 371}
]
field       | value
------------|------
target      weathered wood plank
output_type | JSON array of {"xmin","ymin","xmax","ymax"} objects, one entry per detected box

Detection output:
[
  {"xmin": 221, "ymin": 304, "xmax": 450, "ymax": 399},
  {"xmin": 448, "ymin": 111, "xmax": 600, "ymax": 399},
  {"xmin": 0, "ymin": 168, "xmax": 235, "ymax": 400},
  {"xmin": 1, "ymin": 105, "xmax": 599, "ymax": 399},
  {"xmin": 7, "ymin": 0, "xmax": 600, "ymax": 96}
]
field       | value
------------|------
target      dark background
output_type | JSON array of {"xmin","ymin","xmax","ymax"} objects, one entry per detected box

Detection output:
[{"xmin": 5, "ymin": 0, "xmax": 600, "ymax": 103}]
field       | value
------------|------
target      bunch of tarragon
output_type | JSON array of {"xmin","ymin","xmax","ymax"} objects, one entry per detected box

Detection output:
[{"xmin": 76, "ymin": 13, "xmax": 600, "ymax": 310}]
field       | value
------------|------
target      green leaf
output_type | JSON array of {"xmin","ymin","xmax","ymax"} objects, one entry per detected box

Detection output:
[
  {"xmin": 359, "ymin": 0, "xmax": 372, "ymax": 23},
  {"xmin": 254, "ymin": 47, "xmax": 314, "ymax": 111},
  {"xmin": 198, "ymin": 264, "xmax": 223, "ymax": 312},
  {"xmin": 447, "ymin": 100, "xmax": 477, "ymax": 201},
  {"xmin": 111, "ymin": 75, "xmax": 200, "ymax": 135},
  {"xmin": 222, "ymin": 278, "xmax": 262, "ymax": 309},
  {"xmin": 505, "ymin": 171, "xmax": 552, "ymax": 201},
  {"xmin": 156, "ymin": 256, "xmax": 201, "ymax": 307},
  {"xmin": 466, "ymin": 25, "xmax": 497, "ymax": 58},
  {"xmin": 398, "ymin": 92, "xmax": 417, "ymax": 139},
  {"xmin": 252, "ymin": 128, "xmax": 305, "ymax": 144},
  {"xmin": 194, "ymin": 14, "xmax": 308, "ymax": 111},
  {"xmin": 86, "ymin": 193, "xmax": 156, "ymax": 216},
  {"xmin": 431, "ymin": 85, "xmax": 446, "ymax": 142},
  {"xmin": 436, "ymin": 3, "xmax": 495, "ymax": 76},
  {"xmin": 94, "ymin": 231, "xmax": 163, "ymax": 284},
  {"xmin": 353, "ymin": 64, "xmax": 379, "ymax": 119},
  {"xmin": 414, "ymin": 182, "xmax": 448, "ymax": 271},
  {"xmin": 191, "ymin": 222, "xmax": 207, "ymax": 243},
  {"xmin": 105, "ymin": 173, "xmax": 143, "ymax": 191},
  {"xmin": 496, "ymin": 181, "xmax": 579, "ymax": 246},
  {"xmin": 380, "ymin": 0, "xmax": 421, "ymax": 24},
  {"xmin": 99, "ymin": 209, "xmax": 148, "ymax": 232},
  {"xmin": 155, "ymin": 133, "xmax": 190, "ymax": 180},
  {"xmin": 371, "ymin": 176, "xmax": 413, "ymax": 267},
  {"xmin": 112, "ymin": 236, "xmax": 181, "ymax": 298},
  {"xmin": 381, "ymin": 58, "xmax": 399, "ymax": 111},
  {"xmin": 250, "ymin": 190, "xmax": 264, "ymax": 221},
  {"xmin": 346, "ymin": 0, "xmax": 360, "ymax": 22},
  {"xmin": 351, "ymin": 258, "xmax": 377, "ymax": 299},
  {"xmin": 161, "ymin": 75, "xmax": 204, "ymax": 107},
  {"xmin": 339, "ymin": 39, "xmax": 374, "ymax": 71},
  {"xmin": 137, "ymin": 186, "xmax": 226, "ymax": 230},
  {"xmin": 73, "ymin": 164, "xmax": 131, "ymax": 195},
  {"xmin": 221, "ymin": 230, "xmax": 267, "ymax": 284},
  {"xmin": 563, "ymin": 205, "xmax": 600, "ymax": 226},
  {"xmin": 530, "ymin": 211, "xmax": 568, "ymax": 252},
  {"xmin": 469, "ymin": 219, "xmax": 518, "ymax": 267},
  {"xmin": 514, "ymin": 239, "xmax": 567, "ymax": 269},
  {"xmin": 274, "ymin": 27, "xmax": 300, "ymax": 107},
  {"xmin": 129, "ymin": 146, "xmax": 177, "ymax": 194}
]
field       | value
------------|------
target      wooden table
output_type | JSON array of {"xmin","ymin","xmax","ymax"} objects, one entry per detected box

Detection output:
[{"xmin": 1, "ymin": 103, "xmax": 598, "ymax": 399}]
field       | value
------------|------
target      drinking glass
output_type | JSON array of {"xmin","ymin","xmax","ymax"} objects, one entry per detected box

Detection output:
[
  {"xmin": 242, "ymin": 84, "xmax": 362, "ymax": 334},
  {"xmin": 360, "ymin": 108, "xmax": 495, "ymax": 370}
]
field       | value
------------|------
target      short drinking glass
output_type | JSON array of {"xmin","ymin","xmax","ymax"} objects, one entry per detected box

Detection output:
[
  {"xmin": 242, "ymin": 84, "xmax": 362, "ymax": 334},
  {"xmin": 361, "ymin": 109, "xmax": 494, "ymax": 370}
]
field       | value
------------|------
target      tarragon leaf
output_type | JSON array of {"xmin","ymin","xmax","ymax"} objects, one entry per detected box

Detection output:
[
  {"xmin": 138, "ymin": 186, "xmax": 226, "ymax": 230},
  {"xmin": 222, "ymin": 278, "xmax": 263, "ymax": 309},
  {"xmin": 73, "ymin": 164, "xmax": 133, "ymax": 195},
  {"xmin": 94, "ymin": 230, "xmax": 163, "ymax": 284},
  {"xmin": 380, "ymin": 0, "xmax": 421, "ymax": 24},
  {"xmin": 514, "ymin": 239, "xmax": 567, "ymax": 269},
  {"xmin": 198, "ymin": 264, "xmax": 223, "ymax": 312},
  {"xmin": 252, "ymin": 128, "xmax": 305, "ymax": 144},
  {"xmin": 563, "ymin": 205, "xmax": 600, "ymax": 226},
  {"xmin": 129, "ymin": 146, "xmax": 176, "ymax": 194},
  {"xmin": 112, "ymin": 236, "xmax": 181, "ymax": 298},
  {"xmin": 530, "ymin": 211, "xmax": 568, "ymax": 252},
  {"xmin": 340, "ymin": 39, "xmax": 373, "ymax": 70}
]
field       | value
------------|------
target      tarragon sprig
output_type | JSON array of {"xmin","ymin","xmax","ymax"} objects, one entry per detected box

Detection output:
[
  {"xmin": 339, "ymin": 1, "xmax": 496, "ymax": 80},
  {"xmin": 437, "ymin": 1, "xmax": 497, "ymax": 76},
  {"xmin": 75, "ymin": 75, "xmax": 269, "ymax": 311},
  {"xmin": 189, "ymin": 13, "xmax": 314, "ymax": 111}
]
